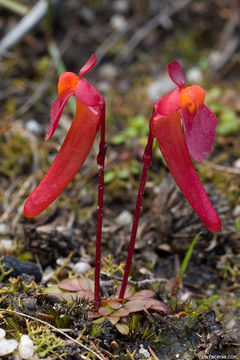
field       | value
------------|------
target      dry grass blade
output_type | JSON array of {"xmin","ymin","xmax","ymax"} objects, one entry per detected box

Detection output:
[
  {"xmin": 204, "ymin": 160, "xmax": 240, "ymax": 175},
  {"xmin": 118, "ymin": 0, "xmax": 192, "ymax": 61},
  {"xmin": 148, "ymin": 345, "xmax": 159, "ymax": 360},
  {"xmin": 0, "ymin": 0, "xmax": 58, "ymax": 58},
  {"xmin": 0, "ymin": 123, "xmax": 12, "ymax": 135},
  {"xmin": 0, "ymin": 0, "xmax": 28, "ymax": 15},
  {"xmin": 0, "ymin": 308, "xmax": 105, "ymax": 360}
]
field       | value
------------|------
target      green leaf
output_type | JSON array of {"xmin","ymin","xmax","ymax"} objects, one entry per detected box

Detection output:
[
  {"xmin": 107, "ymin": 316, "xmax": 120, "ymax": 325},
  {"xmin": 115, "ymin": 323, "xmax": 129, "ymax": 335},
  {"xmin": 178, "ymin": 233, "xmax": 201, "ymax": 280},
  {"xmin": 112, "ymin": 133, "xmax": 127, "ymax": 145},
  {"xmin": 217, "ymin": 109, "xmax": 240, "ymax": 136},
  {"xmin": 92, "ymin": 316, "xmax": 105, "ymax": 324},
  {"xmin": 104, "ymin": 171, "xmax": 115, "ymax": 184},
  {"xmin": 98, "ymin": 305, "xmax": 114, "ymax": 316}
]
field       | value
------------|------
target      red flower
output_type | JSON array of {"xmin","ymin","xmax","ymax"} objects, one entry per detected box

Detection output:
[
  {"xmin": 24, "ymin": 54, "xmax": 105, "ymax": 218},
  {"xmin": 152, "ymin": 61, "xmax": 221, "ymax": 232}
]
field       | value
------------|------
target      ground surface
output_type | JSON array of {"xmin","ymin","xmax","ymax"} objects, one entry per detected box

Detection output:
[{"xmin": 0, "ymin": 0, "xmax": 240, "ymax": 359}]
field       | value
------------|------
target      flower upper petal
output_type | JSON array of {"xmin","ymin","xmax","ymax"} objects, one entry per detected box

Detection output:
[
  {"xmin": 168, "ymin": 60, "xmax": 185, "ymax": 88},
  {"xmin": 179, "ymin": 104, "xmax": 218, "ymax": 163},
  {"xmin": 46, "ymin": 72, "xmax": 79, "ymax": 140},
  {"xmin": 154, "ymin": 88, "xmax": 180, "ymax": 116},
  {"xmin": 75, "ymin": 78, "xmax": 104, "ymax": 106},
  {"xmin": 46, "ymin": 89, "xmax": 74, "ymax": 140},
  {"xmin": 78, "ymin": 54, "xmax": 97, "ymax": 77}
]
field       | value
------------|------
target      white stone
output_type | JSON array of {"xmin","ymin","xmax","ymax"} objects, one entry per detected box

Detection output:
[
  {"xmin": 26, "ymin": 119, "xmax": 42, "ymax": 134},
  {"xmin": 180, "ymin": 292, "xmax": 190, "ymax": 302},
  {"xmin": 186, "ymin": 67, "xmax": 203, "ymax": 83},
  {"xmin": 147, "ymin": 73, "xmax": 175, "ymax": 102},
  {"xmin": 0, "ymin": 239, "xmax": 14, "ymax": 252},
  {"xmin": 0, "ymin": 328, "xmax": 6, "ymax": 340},
  {"xmin": 233, "ymin": 158, "xmax": 240, "ymax": 169},
  {"xmin": 99, "ymin": 64, "xmax": 117, "ymax": 81},
  {"xmin": 116, "ymin": 210, "xmax": 133, "ymax": 226},
  {"xmin": 56, "ymin": 258, "xmax": 65, "ymax": 266},
  {"xmin": 0, "ymin": 223, "xmax": 11, "ymax": 235},
  {"xmin": 81, "ymin": 7, "xmax": 95, "ymax": 22},
  {"xmin": 0, "ymin": 338, "xmax": 18, "ymax": 356},
  {"xmin": 72, "ymin": 262, "xmax": 91, "ymax": 275},
  {"xmin": 139, "ymin": 347, "xmax": 150, "ymax": 358},
  {"xmin": 18, "ymin": 335, "xmax": 34, "ymax": 359},
  {"xmin": 110, "ymin": 14, "xmax": 127, "ymax": 31},
  {"xmin": 233, "ymin": 205, "xmax": 240, "ymax": 217}
]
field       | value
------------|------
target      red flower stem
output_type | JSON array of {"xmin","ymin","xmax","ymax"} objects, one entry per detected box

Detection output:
[
  {"xmin": 94, "ymin": 105, "xmax": 107, "ymax": 310},
  {"xmin": 119, "ymin": 123, "xmax": 154, "ymax": 300}
]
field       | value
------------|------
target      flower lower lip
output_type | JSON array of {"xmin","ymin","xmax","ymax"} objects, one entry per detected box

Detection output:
[{"xmin": 153, "ymin": 112, "xmax": 221, "ymax": 232}]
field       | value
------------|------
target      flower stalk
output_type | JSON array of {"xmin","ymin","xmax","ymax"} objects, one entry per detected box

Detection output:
[
  {"xmin": 94, "ymin": 106, "xmax": 107, "ymax": 308},
  {"xmin": 119, "ymin": 124, "xmax": 154, "ymax": 299}
]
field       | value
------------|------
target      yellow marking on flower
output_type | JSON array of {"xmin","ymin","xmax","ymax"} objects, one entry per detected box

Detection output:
[
  {"xmin": 180, "ymin": 85, "xmax": 205, "ymax": 114},
  {"xmin": 58, "ymin": 72, "xmax": 79, "ymax": 95}
]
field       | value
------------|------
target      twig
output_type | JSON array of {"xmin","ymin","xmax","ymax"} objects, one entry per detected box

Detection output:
[
  {"xmin": 204, "ymin": 160, "xmax": 240, "ymax": 175},
  {"xmin": 0, "ymin": 123, "xmax": 12, "ymax": 135},
  {"xmin": 95, "ymin": 27, "xmax": 131, "ymax": 65},
  {"xmin": 17, "ymin": 77, "xmax": 52, "ymax": 116},
  {"xmin": 209, "ymin": 5, "xmax": 240, "ymax": 76},
  {"xmin": 0, "ymin": 0, "xmax": 28, "ymax": 16},
  {"xmin": 0, "ymin": 0, "xmax": 57, "ymax": 58},
  {"xmin": 148, "ymin": 346, "xmax": 159, "ymax": 360},
  {"xmin": 0, "ymin": 308, "xmax": 105, "ymax": 360},
  {"xmin": 118, "ymin": 0, "xmax": 192, "ymax": 62},
  {"xmin": 0, "ymin": 123, "xmax": 39, "ymax": 223},
  {"xmin": 0, "ymin": 176, "xmax": 35, "ymax": 222},
  {"xmin": 100, "ymin": 272, "xmax": 167, "ymax": 285}
]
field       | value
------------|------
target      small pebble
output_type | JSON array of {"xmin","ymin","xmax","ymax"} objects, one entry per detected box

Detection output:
[
  {"xmin": 180, "ymin": 292, "xmax": 191, "ymax": 302},
  {"xmin": 99, "ymin": 63, "xmax": 118, "ymax": 81},
  {"xmin": 186, "ymin": 67, "xmax": 203, "ymax": 83},
  {"xmin": 0, "ymin": 239, "xmax": 14, "ymax": 252},
  {"xmin": 80, "ymin": 7, "xmax": 95, "ymax": 22},
  {"xmin": 0, "ymin": 223, "xmax": 11, "ymax": 235},
  {"xmin": 110, "ymin": 14, "xmax": 127, "ymax": 31},
  {"xmin": 56, "ymin": 226, "xmax": 72, "ymax": 237},
  {"xmin": 72, "ymin": 261, "xmax": 91, "ymax": 275},
  {"xmin": 233, "ymin": 158, "xmax": 240, "ymax": 169},
  {"xmin": 56, "ymin": 258, "xmax": 65, "ymax": 266},
  {"xmin": 0, "ymin": 328, "xmax": 6, "ymax": 340},
  {"xmin": 139, "ymin": 347, "xmax": 150, "ymax": 358},
  {"xmin": 116, "ymin": 210, "xmax": 133, "ymax": 226},
  {"xmin": 0, "ymin": 338, "xmax": 18, "ymax": 356},
  {"xmin": 233, "ymin": 205, "xmax": 240, "ymax": 217},
  {"xmin": 18, "ymin": 335, "xmax": 34, "ymax": 359},
  {"xmin": 148, "ymin": 73, "xmax": 175, "ymax": 102},
  {"xmin": 26, "ymin": 119, "xmax": 42, "ymax": 135}
]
